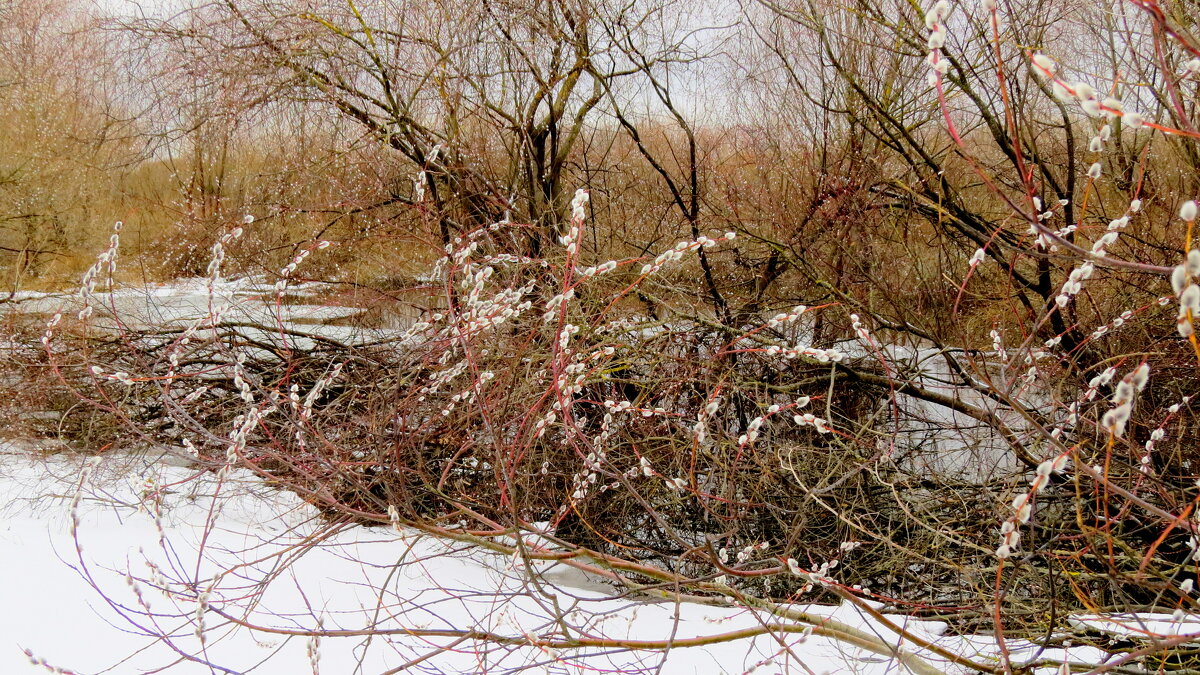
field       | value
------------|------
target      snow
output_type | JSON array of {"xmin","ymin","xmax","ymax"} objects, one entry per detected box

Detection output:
[
  {"xmin": 1070, "ymin": 613, "xmax": 1200, "ymax": 639},
  {"xmin": 0, "ymin": 445, "xmax": 1118, "ymax": 675}
]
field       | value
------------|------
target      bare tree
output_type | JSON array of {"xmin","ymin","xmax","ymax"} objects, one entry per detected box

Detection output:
[
  {"xmin": 0, "ymin": 0, "xmax": 137, "ymax": 285},
  {"xmin": 122, "ymin": 0, "xmax": 717, "ymax": 255}
]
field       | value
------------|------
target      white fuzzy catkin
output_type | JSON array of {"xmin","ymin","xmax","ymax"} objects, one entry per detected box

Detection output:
[
  {"xmin": 1181, "ymin": 200, "xmax": 1198, "ymax": 222},
  {"xmin": 1181, "ymin": 285, "xmax": 1200, "ymax": 317},
  {"xmin": 1173, "ymin": 265, "xmax": 1189, "ymax": 296},
  {"xmin": 570, "ymin": 189, "xmax": 589, "ymax": 222},
  {"xmin": 1031, "ymin": 53, "xmax": 1056, "ymax": 77}
]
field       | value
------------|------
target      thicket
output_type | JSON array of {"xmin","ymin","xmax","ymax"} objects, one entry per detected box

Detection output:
[{"xmin": 6, "ymin": 0, "xmax": 1200, "ymax": 671}]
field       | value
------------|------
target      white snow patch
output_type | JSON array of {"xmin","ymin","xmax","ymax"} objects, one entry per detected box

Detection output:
[{"xmin": 0, "ymin": 446, "xmax": 1142, "ymax": 675}]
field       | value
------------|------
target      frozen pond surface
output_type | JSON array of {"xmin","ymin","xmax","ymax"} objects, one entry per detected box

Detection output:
[
  {"xmin": 7, "ymin": 276, "xmax": 406, "ymax": 349},
  {"xmin": 828, "ymin": 342, "xmax": 1035, "ymax": 482}
]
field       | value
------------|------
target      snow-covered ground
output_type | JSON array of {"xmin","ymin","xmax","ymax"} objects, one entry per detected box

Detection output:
[{"xmin": 0, "ymin": 443, "xmax": 1134, "ymax": 675}]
